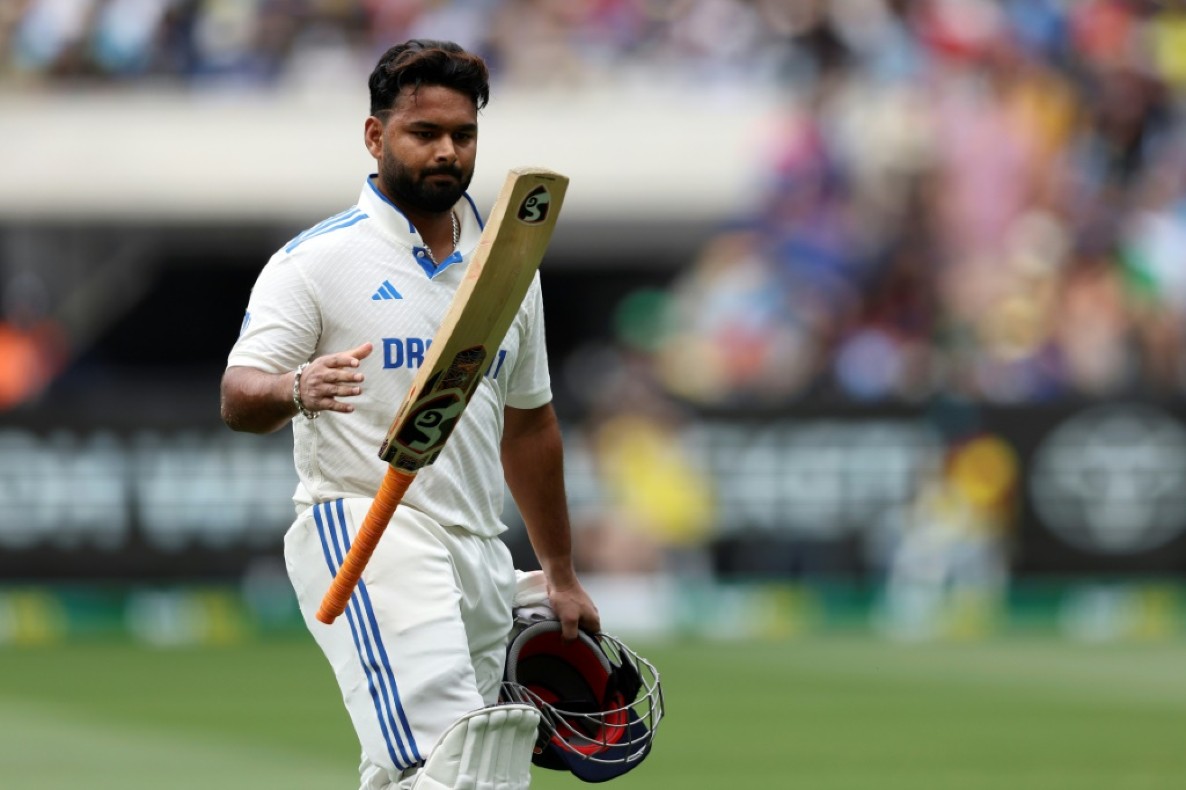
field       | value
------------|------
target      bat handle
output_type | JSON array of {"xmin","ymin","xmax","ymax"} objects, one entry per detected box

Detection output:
[{"xmin": 316, "ymin": 467, "xmax": 416, "ymax": 624}]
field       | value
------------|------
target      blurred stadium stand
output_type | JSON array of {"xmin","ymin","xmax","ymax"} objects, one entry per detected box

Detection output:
[{"xmin": 2, "ymin": 0, "xmax": 1185, "ymax": 642}]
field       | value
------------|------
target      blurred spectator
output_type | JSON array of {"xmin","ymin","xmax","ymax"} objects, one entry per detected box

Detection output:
[
  {"xmin": 562, "ymin": 295, "xmax": 716, "ymax": 577},
  {"xmin": 876, "ymin": 431, "xmax": 1018, "ymax": 640},
  {"xmin": 0, "ymin": 270, "xmax": 68, "ymax": 410}
]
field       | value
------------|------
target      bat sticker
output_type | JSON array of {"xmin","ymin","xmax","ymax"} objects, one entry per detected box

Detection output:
[
  {"xmin": 517, "ymin": 186, "xmax": 551, "ymax": 224},
  {"xmin": 394, "ymin": 390, "xmax": 467, "ymax": 457},
  {"xmin": 440, "ymin": 346, "xmax": 488, "ymax": 393}
]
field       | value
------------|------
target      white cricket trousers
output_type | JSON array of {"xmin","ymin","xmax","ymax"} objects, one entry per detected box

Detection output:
[{"xmin": 284, "ymin": 498, "xmax": 517, "ymax": 790}]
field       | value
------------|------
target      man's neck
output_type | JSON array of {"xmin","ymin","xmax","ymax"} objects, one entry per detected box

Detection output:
[
  {"xmin": 374, "ymin": 179, "xmax": 458, "ymax": 264},
  {"xmin": 410, "ymin": 208, "xmax": 457, "ymax": 266}
]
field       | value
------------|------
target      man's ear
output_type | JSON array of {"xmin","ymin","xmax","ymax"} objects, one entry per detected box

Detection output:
[{"xmin": 363, "ymin": 116, "xmax": 384, "ymax": 159}]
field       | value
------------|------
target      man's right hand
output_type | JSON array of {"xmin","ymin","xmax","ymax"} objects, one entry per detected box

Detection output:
[
  {"xmin": 221, "ymin": 342, "xmax": 373, "ymax": 433},
  {"xmin": 294, "ymin": 342, "xmax": 373, "ymax": 416}
]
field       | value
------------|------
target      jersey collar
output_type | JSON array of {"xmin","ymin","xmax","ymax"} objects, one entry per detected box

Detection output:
[{"xmin": 359, "ymin": 174, "xmax": 486, "ymax": 279}]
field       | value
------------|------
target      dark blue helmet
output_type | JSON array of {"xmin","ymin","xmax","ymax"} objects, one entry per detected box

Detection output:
[{"xmin": 501, "ymin": 619, "xmax": 664, "ymax": 782}]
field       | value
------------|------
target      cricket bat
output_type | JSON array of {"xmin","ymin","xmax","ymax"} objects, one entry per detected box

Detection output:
[{"xmin": 316, "ymin": 166, "xmax": 569, "ymax": 624}]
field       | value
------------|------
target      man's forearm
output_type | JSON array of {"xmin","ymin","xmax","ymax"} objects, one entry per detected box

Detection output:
[
  {"xmin": 502, "ymin": 406, "xmax": 578, "ymax": 586},
  {"xmin": 221, "ymin": 366, "xmax": 297, "ymax": 434},
  {"xmin": 504, "ymin": 404, "xmax": 602, "ymax": 637}
]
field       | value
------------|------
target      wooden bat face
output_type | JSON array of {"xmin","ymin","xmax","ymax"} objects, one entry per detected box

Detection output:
[{"xmin": 378, "ymin": 168, "xmax": 568, "ymax": 472}]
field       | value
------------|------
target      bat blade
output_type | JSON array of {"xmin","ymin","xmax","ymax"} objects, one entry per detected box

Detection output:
[
  {"xmin": 378, "ymin": 166, "xmax": 569, "ymax": 470},
  {"xmin": 316, "ymin": 167, "xmax": 567, "ymax": 624}
]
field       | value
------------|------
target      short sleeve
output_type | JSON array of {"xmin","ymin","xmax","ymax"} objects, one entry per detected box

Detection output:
[
  {"xmin": 505, "ymin": 273, "xmax": 552, "ymax": 409},
  {"xmin": 226, "ymin": 251, "xmax": 321, "ymax": 374}
]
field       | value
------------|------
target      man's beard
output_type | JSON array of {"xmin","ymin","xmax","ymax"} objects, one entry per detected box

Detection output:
[{"xmin": 379, "ymin": 153, "xmax": 471, "ymax": 214}]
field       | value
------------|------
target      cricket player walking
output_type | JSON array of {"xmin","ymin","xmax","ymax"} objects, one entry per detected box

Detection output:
[{"xmin": 220, "ymin": 39, "xmax": 599, "ymax": 790}]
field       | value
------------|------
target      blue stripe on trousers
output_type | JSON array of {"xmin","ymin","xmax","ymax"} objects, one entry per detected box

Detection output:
[
  {"xmin": 332, "ymin": 499, "xmax": 422, "ymax": 763},
  {"xmin": 313, "ymin": 502, "xmax": 415, "ymax": 768}
]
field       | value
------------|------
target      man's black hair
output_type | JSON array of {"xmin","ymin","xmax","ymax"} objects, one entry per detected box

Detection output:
[{"xmin": 369, "ymin": 39, "xmax": 490, "ymax": 115}]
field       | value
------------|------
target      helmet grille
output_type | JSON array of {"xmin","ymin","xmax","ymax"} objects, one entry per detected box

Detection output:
[{"xmin": 501, "ymin": 621, "xmax": 664, "ymax": 781}]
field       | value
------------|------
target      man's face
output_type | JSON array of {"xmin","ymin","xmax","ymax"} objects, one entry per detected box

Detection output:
[{"xmin": 366, "ymin": 85, "xmax": 478, "ymax": 214}]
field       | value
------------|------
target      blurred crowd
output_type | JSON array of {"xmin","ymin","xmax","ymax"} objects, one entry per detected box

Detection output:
[
  {"xmin": 0, "ymin": 0, "xmax": 852, "ymax": 89},
  {"xmin": 6, "ymin": 0, "xmax": 1186, "ymax": 409},
  {"xmin": 633, "ymin": 0, "xmax": 1186, "ymax": 407}
]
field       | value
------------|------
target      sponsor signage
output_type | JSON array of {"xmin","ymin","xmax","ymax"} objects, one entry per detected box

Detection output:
[{"xmin": 2, "ymin": 403, "xmax": 1185, "ymax": 579}]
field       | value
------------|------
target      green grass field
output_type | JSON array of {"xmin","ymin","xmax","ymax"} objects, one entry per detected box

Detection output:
[{"xmin": 0, "ymin": 635, "xmax": 1183, "ymax": 789}]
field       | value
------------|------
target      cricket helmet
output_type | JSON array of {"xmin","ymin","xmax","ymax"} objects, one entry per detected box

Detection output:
[{"xmin": 500, "ymin": 619, "xmax": 664, "ymax": 783}]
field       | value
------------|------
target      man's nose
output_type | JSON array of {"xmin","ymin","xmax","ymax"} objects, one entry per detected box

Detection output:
[{"xmin": 434, "ymin": 138, "xmax": 457, "ymax": 163}]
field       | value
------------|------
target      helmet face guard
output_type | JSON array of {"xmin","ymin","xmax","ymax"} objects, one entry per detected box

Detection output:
[{"xmin": 500, "ymin": 620, "xmax": 664, "ymax": 782}]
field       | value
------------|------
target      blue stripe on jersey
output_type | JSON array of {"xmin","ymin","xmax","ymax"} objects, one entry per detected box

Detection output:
[
  {"xmin": 313, "ymin": 502, "xmax": 416, "ymax": 769},
  {"xmin": 414, "ymin": 248, "xmax": 464, "ymax": 280},
  {"xmin": 462, "ymin": 192, "xmax": 485, "ymax": 231},
  {"xmin": 285, "ymin": 209, "xmax": 369, "ymax": 252},
  {"xmin": 367, "ymin": 175, "xmax": 484, "ymax": 242},
  {"xmin": 366, "ymin": 179, "xmax": 417, "ymax": 233},
  {"xmin": 308, "ymin": 207, "xmax": 358, "ymax": 235},
  {"xmin": 285, "ymin": 208, "xmax": 356, "ymax": 250}
]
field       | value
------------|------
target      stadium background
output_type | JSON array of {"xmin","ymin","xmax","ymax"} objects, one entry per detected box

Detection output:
[{"xmin": 1, "ymin": 1, "xmax": 1184, "ymax": 788}]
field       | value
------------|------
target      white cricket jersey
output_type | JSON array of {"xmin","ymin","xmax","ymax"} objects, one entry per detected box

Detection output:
[{"xmin": 228, "ymin": 175, "xmax": 553, "ymax": 537}]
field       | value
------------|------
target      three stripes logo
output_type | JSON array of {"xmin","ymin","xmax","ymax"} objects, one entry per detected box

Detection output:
[
  {"xmin": 372, "ymin": 280, "xmax": 402, "ymax": 301},
  {"xmin": 285, "ymin": 208, "xmax": 368, "ymax": 252},
  {"xmin": 516, "ymin": 185, "xmax": 551, "ymax": 225}
]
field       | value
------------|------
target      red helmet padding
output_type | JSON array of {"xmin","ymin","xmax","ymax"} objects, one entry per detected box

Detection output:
[
  {"xmin": 517, "ymin": 630, "xmax": 610, "ymax": 688},
  {"xmin": 503, "ymin": 620, "xmax": 660, "ymax": 782},
  {"xmin": 514, "ymin": 629, "xmax": 630, "ymax": 754}
]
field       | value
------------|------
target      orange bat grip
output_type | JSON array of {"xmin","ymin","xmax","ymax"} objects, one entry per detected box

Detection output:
[{"xmin": 316, "ymin": 467, "xmax": 416, "ymax": 624}]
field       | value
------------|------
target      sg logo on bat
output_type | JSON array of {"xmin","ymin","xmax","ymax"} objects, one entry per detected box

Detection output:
[
  {"xmin": 394, "ymin": 390, "xmax": 467, "ymax": 460},
  {"xmin": 517, "ymin": 185, "xmax": 551, "ymax": 224}
]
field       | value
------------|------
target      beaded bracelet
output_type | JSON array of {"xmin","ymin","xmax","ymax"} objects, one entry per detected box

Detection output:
[{"xmin": 292, "ymin": 362, "xmax": 318, "ymax": 420}]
